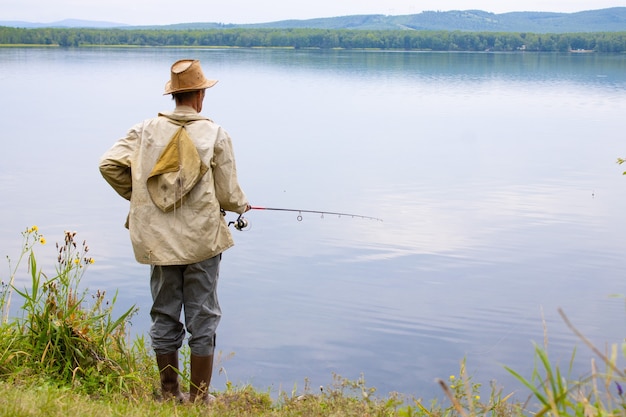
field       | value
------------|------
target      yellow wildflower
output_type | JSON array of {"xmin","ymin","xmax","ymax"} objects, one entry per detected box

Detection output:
[
  {"xmin": 449, "ymin": 375, "xmax": 455, "ymax": 380},
  {"xmin": 88, "ymin": 258, "xmax": 95, "ymax": 264},
  {"xmin": 475, "ymin": 395, "xmax": 480, "ymax": 400},
  {"xmin": 39, "ymin": 237, "xmax": 46, "ymax": 245},
  {"xmin": 32, "ymin": 225, "xmax": 38, "ymax": 232},
  {"xmin": 74, "ymin": 258, "xmax": 80, "ymax": 265}
]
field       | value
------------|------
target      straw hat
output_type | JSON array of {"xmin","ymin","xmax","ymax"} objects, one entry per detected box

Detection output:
[{"xmin": 163, "ymin": 59, "xmax": 218, "ymax": 95}]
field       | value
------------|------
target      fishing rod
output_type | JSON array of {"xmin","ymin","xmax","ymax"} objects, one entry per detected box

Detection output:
[{"xmin": 227, "ymin": 206, "xmax": 383, "ymax": 231}]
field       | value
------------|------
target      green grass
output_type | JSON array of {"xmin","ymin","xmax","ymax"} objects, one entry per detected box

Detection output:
[{"xmin": 1, "ymin": 227, "xmax": 625, "ymax": 416}]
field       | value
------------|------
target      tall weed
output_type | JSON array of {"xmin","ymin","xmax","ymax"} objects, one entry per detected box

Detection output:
[
  {"xmin": 0, "ymin": 228, "xmax": 146, "ymax": 395},
  {"xmin": 506, "ymin": 308, "xmax": 626, "ymax": 416}
]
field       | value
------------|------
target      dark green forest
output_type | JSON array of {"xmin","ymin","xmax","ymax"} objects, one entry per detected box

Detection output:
[{"xmin": 1, "ymin": 26, "xmax": 626, "ymax": 52}]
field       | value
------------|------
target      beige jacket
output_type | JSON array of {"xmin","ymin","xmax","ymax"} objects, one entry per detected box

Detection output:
[{"xmin": 99, "ymin": 106, "xmax": 249, "ymax": 265}]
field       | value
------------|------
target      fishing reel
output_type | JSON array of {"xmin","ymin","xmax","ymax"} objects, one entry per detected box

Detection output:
[{"xmin": 228, "ymin": 214, "xmax": 250, "ymax": 231}]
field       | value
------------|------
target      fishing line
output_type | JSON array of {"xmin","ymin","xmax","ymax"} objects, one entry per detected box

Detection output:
[{"xmin": 463, "ymin": 307, "xmax": 549, "ymax": 356}]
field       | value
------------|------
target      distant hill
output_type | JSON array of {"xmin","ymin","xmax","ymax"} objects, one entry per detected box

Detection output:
[
  {"xmin": 0, "ymin": 19, "xmax": 128, "ymax": 28},
  {"xmin": 2, "ymin": 8, "xmax": 625, "ymax": 33},
  {"xmin": 134, "ymin": 8, "xmax": 626, "ymax": 33}
]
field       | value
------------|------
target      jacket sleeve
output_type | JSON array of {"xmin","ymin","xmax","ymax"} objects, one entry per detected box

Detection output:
[
  {"xmin": 212, "ymin": 129, "xmax": 248, "ymax": 214},
  {"xmin": 99, "ymin": 126, "xmax": 139, "ymax": 201}
]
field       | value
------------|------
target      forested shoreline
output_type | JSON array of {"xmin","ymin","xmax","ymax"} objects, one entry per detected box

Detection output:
[{"xmin": 1, "ymin": 26, "xmax": 625, "ymax": 52}]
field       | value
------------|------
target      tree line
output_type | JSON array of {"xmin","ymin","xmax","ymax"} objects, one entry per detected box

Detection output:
[{"xmin": 1, "ymin": 26, "xmax": 625, "ymax": 52}]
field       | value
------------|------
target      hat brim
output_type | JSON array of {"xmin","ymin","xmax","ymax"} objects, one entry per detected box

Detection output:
[{"xmin": 163, "ymin": 79, "xmax": 218, "ymax": 95}]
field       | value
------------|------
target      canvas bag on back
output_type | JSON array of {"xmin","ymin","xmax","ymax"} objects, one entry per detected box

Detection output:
[{"xmin": 146, "ymin": 120, "xmax": 209, "ymax": 212}]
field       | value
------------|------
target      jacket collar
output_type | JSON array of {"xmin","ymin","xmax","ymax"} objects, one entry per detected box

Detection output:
[{"xmin": 158, "ymin": 105, "xmax": 211, "ymax": 123}]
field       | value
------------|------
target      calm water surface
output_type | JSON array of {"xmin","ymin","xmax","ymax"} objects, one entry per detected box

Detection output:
[{"xmin": 1, "ymin": 47, "xmax": 626, "ymax": 401}]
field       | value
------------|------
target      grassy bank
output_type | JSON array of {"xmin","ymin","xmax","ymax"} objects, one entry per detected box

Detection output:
[
  {"xmin": 0, "ymin": 379, "xmax": 394, "ymax": 417},
  {"xmin": 1, "ymin": 227, "xmax": 624, "ymax": 416}
]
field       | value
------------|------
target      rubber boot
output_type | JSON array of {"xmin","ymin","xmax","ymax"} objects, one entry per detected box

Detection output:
[
  {"xmin": 156, "ymin": 351, "xmax": 186, "ymax": 403},
  {"xmin": 189, "ymin": 354, "xmax": 216, "ymax": 404}
]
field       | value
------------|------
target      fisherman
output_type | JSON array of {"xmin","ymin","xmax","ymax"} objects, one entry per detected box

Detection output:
[{"xmin": 99, "ymin": 59, "xmax": 250, "ymax": 404}]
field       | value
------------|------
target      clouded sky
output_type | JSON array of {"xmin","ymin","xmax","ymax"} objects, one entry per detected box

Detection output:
[{"xmin": 4, "ymin": 0, "xmax": 626, "ymax": 25}]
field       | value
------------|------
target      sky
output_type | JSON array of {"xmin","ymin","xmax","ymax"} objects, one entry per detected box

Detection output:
[{"xmin": 4, "ymin": 0, "xmax": 626, "ymax": 26}]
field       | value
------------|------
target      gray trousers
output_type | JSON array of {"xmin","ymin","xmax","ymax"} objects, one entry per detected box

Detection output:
[{"xmin": 149, "ymin": 254, "xmax": 222, "ymax": 356}]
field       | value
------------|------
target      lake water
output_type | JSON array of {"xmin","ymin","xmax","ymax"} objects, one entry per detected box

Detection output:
[{"xmin": 1, "ymin": 47, "xmax": 626, "ymax": 402}]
